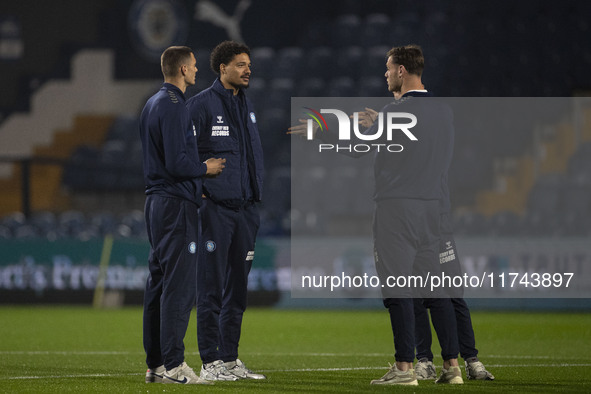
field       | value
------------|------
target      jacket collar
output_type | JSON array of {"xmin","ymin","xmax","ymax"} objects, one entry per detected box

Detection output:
[
  {"xmin": 211, "ymin": 78, "xmax": 245, "ymax": 99},
  {"xmin": 162, "ymin": 82, "xmax": 186, "ymax": 102},
  {"xmin": 402, "ymin": 90, "xmax": 433, "ymax": 98}
]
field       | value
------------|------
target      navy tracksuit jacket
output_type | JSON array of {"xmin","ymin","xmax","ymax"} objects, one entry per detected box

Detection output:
[{"xmin": 187, "ymin": 78, "xmax": 264, "ymax": 364}]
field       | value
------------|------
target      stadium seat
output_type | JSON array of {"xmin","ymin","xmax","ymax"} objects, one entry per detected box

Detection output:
[
  {"xmin": 259, "ymin": 108, "xmax": 288, "ymax": 145},
  {"xmin": 259, "ymin": 110, "xmax": 290, "ymax": 167},
  {"xmin": 272, "ymin": 47, "xmax": 304, "ymax": 79},
  {"xmin": 527, "ymin": 174, "xmax": 564, "ymax": 217},
  {"xmin": 120, "ymin": 209, "xmax": 146, "ymax": 238},
  {"xmin": 105, "ymin": 115, "xmax": 139, "ymax": 147},
  {"xmin": 487, "ymin": 210, "xmax": 522, "ymax": 237},
  {"xmin": 13, "ymin": 224, "xmax": 38, "ymax": 239},
  {"xmin": 560, "ymin": 181, "xmax": 591, "ymax": 214},
  {"xmin": 358, "ymin": 76, "xmax": 387, "ymax": 97},
  {"xmin": 520, "ymin": 174, "xmax": 566, "ymax": 236},
  {"xmin": 264, "ymin": 78, "xmax": 295, "ymax": 111},
  {"xmin": 301, "ymin": 17, "xmax": 332, "ymax": 48},
  {"xmin": 194, "ymin": 47, "xmax": 214, "ymax": 84},
  {"xmin": 452, "ymin": 211, "xmax": 487, "ymax": 236},
  {"xmin": 296, "ymin": 77, "xmax": 326, "ymax": 97},
  {"xmin": 58, "ymin": 210, "xmax": 87, "ymax": 238},
  {"xmin": 392, "ymin": 11, "xmax": 420, "ymax": 33},
  {"xmin": 250, "ymin": 47, "xmax": 275, "ymax": 78},
  {"xmin": 349, "ymin": 165, "xmax": 375, "ymax": 216},
  {"xmin": 335, "ymin": 46, "xmax": 364, "ymax": 79},
  {"xmin": 96, "ymin": 140, "xmax": 127, "ymax": 190},
  {"xmin": 90, "ymin": 211, "xmax": 118, "ymax": 236},
  {"xmin": 30, "ymin": 210, "xmax": 58, "ymax": 239},
  {"xmin": 303, "ymin": 47, "xmax": 335, "ymax": 80},
  {"xmin": 246, "ymin": 78, "xmax": 267, "ymax": 108},
  {"xmin": 362, "ymin": 46, "xmax": 390, "ymax": 78},
  {"xmin": 121, "ymin": 140, "xmax": 144, "ymax": 192},
  {"xmin": 362, "ymin": 13, "xmax": 391, "ymax": 47},
  {"xmin": 520, "ymin": 210, "xmax": 561, "ymax": 237},
  {"xmin": 423, "ymin": 11, "xmax": 449, "ymax": 44},
  {"xmin": 325, "ymin": 165, "xmax": 359, "ymax": 214},
  {"xmin": 62, "ymin": 145, "xmax": 101, "ymax": 191},
  {"xmin": 567, "ymin": 142, "xmax": 591, "ymax": 183},
  {"xmin": 332, "ymin": 14, "xmax": 362, "ymax": 47},
  {"xmin": 260, "ymin": 166, "xmax": 290, "ymax": 236},
  {"xmin": 263, "ymin": 166, "xmax": 290, "ymax": 218},
  {"xmin": 0, "ymin": 224, "xmax": 11, "ymax": 239},
  {"xmin": 1, "ymin": 211, "xmax": 27, "ymax": 234},
  {"xmin": 327, "ymin": 77, "xmax": 356, "ymax": 97},
  {"xmin": 291, "ymin": 165, "xmax": 326, "ymax": 213},
  {"xmin": 556, "ymin": 180, "xmax": 591, "ymax": 235}
]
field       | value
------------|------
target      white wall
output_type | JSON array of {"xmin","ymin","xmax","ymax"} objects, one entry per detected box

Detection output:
[{"xmin": 0, "ymin": 49, "xmax": 160, "ymax": 177}]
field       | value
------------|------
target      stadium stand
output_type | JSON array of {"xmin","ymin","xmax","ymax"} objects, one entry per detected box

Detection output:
[{"xmin": 1, "ymin": 1, "xmax": 591, "ymax": 240}]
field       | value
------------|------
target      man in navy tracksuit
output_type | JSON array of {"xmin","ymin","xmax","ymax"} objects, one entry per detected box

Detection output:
[
  {"xmin": 358, "ymin": 48, "xmax": 493, "ymax": 383},
  {"xmin": 140, "ymin": 46, "xmax": 224, "ymax": 385},
  {"xmin": 186, "ymin": 41, "xmax": 265, "ymax": 381},
  {"xmin": 367, "ymin": 47, "xmax": 462, "ymax": 385},
  {"xmin": 290, "ymin": 45, "xmax": 462, "ymax": 386}
]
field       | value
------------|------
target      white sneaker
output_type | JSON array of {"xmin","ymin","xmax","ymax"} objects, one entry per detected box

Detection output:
[
  {"xmin": 465, "ymin": 360, "xmax": 495, "ymax": 380},
  {"xmin": 200, "ymin": 360, "xmax": 240, "ymax": 381},
  {"xmin": 163, "ymin": 362, "xmax": 213, "ymax": 385},
  {"xmin": 370, "ymin": 364, "xmax": 418, "ymax": 386},
  {"xmin": 415, "ymin": 359, "xmax": 436, "ymax": 380},
  {"xmin": 145, "ymin": 365, "xmax": 164, "ymax": 383},
  {"xmin": 435, "ymin": 366, "xmax": 464, "ymax": 384},
  {"xmin": 224, "ymin": 358, "xmax": 266, "ymax": 380}
]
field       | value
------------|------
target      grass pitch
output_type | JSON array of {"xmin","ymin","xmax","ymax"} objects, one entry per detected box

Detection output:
[{"xmin": 0, "ymin": 306, "xmax": 590, "ymax": 393}]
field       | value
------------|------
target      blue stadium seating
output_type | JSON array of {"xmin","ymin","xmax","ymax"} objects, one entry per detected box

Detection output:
[
  {"xmin": 362, "ymin": 13, "xmax": 391, "ymax": 47},
  {"xmin": 250, "ymin": 47, "xmax": 275, "ymax": 79},
  {"xmin": 302, "ymin": 47, "xmax": 335, "ymax": 80},
  {"xmin": 43, "ymin": 3, "xmax": 591, "ymax": 238},
  {"xmin": 332, "ymin": 14, "xmax": 362, "ymax": 47},
  {"xmin": 335, "ymin": 46, "xmax": 364, "ymax": 79},
  {"xmin": 327, "ymin": 77, "xmax": 356, "ymax": 97},
  {"xmin": 362, "ymin": 46, "xmax": 390, "ymax": 78},
  {"xmin": 272, "ymin": 47, "xmax": 304, "ymax": 79},
  {"xmin": 296, "ymin": 77, "xmax": 326, "ymax": 97},
  {"xmin": 62, "ymin": 145, "xmax": 101, "ymax": 191}
]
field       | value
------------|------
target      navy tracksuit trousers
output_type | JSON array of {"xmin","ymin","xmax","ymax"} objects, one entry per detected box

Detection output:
[
  {"xmin": 374, "ymin": 199, "xmax": 459, "ymax": 363},
  {"xmin": 197, "ymin": 200, "xmax": 259, "ymax": 364},
  {"xmin": 415, "ymin": 212, "xmax": 478, "ymax": 361},
  {"xmin": 143, "ymin": 195, "xmax": 199, "ymax": 370}
]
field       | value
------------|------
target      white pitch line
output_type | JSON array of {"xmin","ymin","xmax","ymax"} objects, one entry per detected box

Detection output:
[
  {"xmin": 0, "ymin": 351, "xmax": 134, "ymax": 355},
  {"xmin": 0, "ymin": 351, "xmax": 562, "ymax": 360},
  {"xmin": 4, "ymin": 363, "xmax": 591, "ymax": 380},
  {"xmin": 485, "ymin": 354, "xmax": 552, "ymax": 360},
  {"xmin": 263, "ymin": 364, "xmax": 591, "ymax": 373},
  {"xmin": 249, "ymin": 352, "xmax": 555, "ymax": 360},
  {"xmin": 6, "ymin": 373, "xmax": 141, "ymax": 380}
]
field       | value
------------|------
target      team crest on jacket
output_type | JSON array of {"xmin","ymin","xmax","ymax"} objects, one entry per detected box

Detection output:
[
  {"xmin": 188, "ymin": 242, "xmax": 196, "ymax": 254},
  {"xmin": 206, "ymin": 240, "xmax": 216, "ymax": 252},
  {"xmin": 250, "ymin": 112, "xmax": 256, "ymax": 123}
]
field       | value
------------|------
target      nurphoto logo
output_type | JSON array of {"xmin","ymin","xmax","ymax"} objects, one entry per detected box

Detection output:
[{"xmin": 303, "ymin": 107, "xmax": 418, "ymax": 153}]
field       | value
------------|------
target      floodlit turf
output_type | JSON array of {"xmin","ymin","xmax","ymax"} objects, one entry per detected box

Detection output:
[{"xmin": 0, "ymin": 306, "xmax": 590, "ymax": 393}]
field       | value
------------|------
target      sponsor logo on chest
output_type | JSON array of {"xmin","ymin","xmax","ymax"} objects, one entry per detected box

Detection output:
[{"xmin": 211, "ymin": 115, "xmax": 229, "ymax": 136}]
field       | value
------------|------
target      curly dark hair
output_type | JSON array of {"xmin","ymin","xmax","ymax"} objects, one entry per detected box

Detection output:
[
  {"xmin": 386, "ymin": 45, "xmax": 424, "ymax": 76},
  {"xmin": 210, "ymin": 40, "xmax": 251, "ymax": 75}
]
